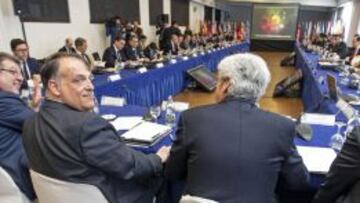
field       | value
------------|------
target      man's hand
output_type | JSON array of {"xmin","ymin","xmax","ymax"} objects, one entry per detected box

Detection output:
[
  {"xmin": 156, "ymin": 146, "xmax": 171, "ymax": 163},
  {"xmin": 31, "ymin": 75, "xmax": 42, "ymax": 111}
]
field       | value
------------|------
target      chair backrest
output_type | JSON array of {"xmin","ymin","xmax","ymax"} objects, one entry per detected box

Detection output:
[
  {"xmin": 30, "ymin": 170, "xmax": 108, "ymax": 203},
  {"xmin": 0, "ymin": 167, "xmax": 31, "ymax": 203},
  {"xmin": 180, "ymin": 195, "xmax": 218, "ymax": 203}
]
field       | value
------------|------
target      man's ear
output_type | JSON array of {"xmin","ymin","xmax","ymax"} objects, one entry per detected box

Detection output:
[
  {"xmin": 220, "ymin": 78, "xmax": 231, "ymax": 94},
  {"xmin": 48, "ymin": 80, "xmax": 61, "ymax": 97}
]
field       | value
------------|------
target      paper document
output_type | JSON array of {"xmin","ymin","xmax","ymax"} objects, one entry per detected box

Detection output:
[
  {"xmin": 300, "ymin": 113, "xmax": 335, "ymax": 126},
  {"xmin": 121, "ymin": 121, "xmax": 172, "ymax": 142},
  {"xmin": 110, "ymin": 116, "xmax": 143, "ymax": 131},
  {"xmin": 296, "ymin": 146, "xmax": 337, "ymax": 174},
  {"xmin": 101, "ymin": 96, "xmax": 126, "ymax": 107}
]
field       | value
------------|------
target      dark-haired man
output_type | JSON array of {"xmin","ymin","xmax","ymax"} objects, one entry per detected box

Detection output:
[
  {"xmin": 10, "ymin": 38, "xmax": 40, "ymax": 89},
  {"xmin": 124, "ymin": 35, "xmax": 146, "ymax": 61},
  {"xmin": 22, "ymin": 53, "xmax": 170, "ymax": 203},
  {"xmin": 102, "ymin": 36, "xmax": 126, "ymax": 68},
  {"xmin": 0, "ymin": 52, "xmax": 41, "ymax": 201}
]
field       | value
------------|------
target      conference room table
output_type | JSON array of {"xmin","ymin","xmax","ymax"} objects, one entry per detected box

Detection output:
[
  {"xmin": 99, "ymin": 103, "xmax": 337, "ymax": 203},
  {"xmin": 93, "ymin": 42, "xmax": 249, "ymax": 107},
  {"xmin": 295, "ymin": 44, "xmax": 360, "ymax": 121}
]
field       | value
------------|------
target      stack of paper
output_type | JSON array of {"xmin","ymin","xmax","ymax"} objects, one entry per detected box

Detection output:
[
  {"xmin": 110, "ymin": 116, "xmax": 143, "ymax": 131},
  {"xmin": 300, "ymin": 113, "xmax": 335, "ymax": 126},
  {"xmin": 121, "ymin": 121, "xmax": 172, "ymax": 143},
  {"xmin": 296, "ymin": 146, "xmax": 337, "ymax": 174}
]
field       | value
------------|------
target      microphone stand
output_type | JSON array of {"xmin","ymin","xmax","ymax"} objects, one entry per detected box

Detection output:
[{"xmin": 17, "ymin": 10, "xmax": 28, "ymax": 44}]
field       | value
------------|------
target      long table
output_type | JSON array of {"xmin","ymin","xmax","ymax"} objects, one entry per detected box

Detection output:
[
  {"xmin": 295, "ymin": 44, "xmax": 360, "ymax": 121},
  {"xmin": 99, "ymin": 103, "xmax": 339, "ymax": 203},
  {"xmin": 94, "ymin": 43, "xmax": 249, "ymax": 107}
]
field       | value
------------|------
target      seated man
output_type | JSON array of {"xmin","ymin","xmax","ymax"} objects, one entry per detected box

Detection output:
[
  {"xmin": 124, "ymin": 35, "xmax": 146, "ymax": 61},
  {"xmin": 179, "ymin": 34, "xmax": 191, "ymax": 50},
  {"xmin": 312, "ymin": 127, "xmax": 360, "ymax": 203},
  {"xmin": 163, "ymin": 34, "xmax": 179, "ymax": 56},
  {"xmin": 144, "ymin": 42, "xmax": 160, "ymax": 61},
  {"xmin": 22, "ymin": 53, "xmax": 170, "ymax": 203},
  {"xmin": 75, "ymin": 37, "xmax": 93, "ymax": 66},
  {"xmin": 165, "ymin": 53, "xmax": 310, "ymax": 202},
  {"xmin": 102, "ymin": 36, "xmax": 126, "ymax": 68},
  {"xmin": 10, "ymin": 38, "xmax": 40, "ymax": 89},
  {"xmin": 329, "ymin": 35, "xmax": 348, "ymax": 59},
  {"xmin": 0, "ymin": 52, "xmax": 41, "ymax": 201},
  {"xmin": 58, "ymin": 37, "xmax": 76, "ymax": 54}
]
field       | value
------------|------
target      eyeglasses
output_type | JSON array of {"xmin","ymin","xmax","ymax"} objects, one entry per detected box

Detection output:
[
  {"xmin": 0, "ymin": 68, "xmax": 22, "ymax": 76},
  {"xmin": 15, "ymin": 48, "xmax": 28, "ymax": 52}
]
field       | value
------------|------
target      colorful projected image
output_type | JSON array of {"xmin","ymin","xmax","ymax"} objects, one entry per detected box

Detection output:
[
  {"xmin": 251, "ymin": 5, "xmax": 299, "ymax": 40},
  {"xmin": 259, "ymin": 9, "xmax": 288, "ymax": 34}
]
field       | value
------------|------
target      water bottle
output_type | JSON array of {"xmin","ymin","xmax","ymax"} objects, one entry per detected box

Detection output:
[
  {"xmin": 345, "ymin": 111, "xmax": 360, "ymax": 138},
  {"xmin": 165, "ymin": 96, "xmax": 176, "ymax": 127}
]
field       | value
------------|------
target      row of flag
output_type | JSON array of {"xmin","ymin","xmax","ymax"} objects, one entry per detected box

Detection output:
[
  {"xmin": 296, "ymin": 20, "xmax": 345, "ymax": 41},
  {"xmin": 199, "ymin": 21, "xmax": 250, "ymax": 41}
]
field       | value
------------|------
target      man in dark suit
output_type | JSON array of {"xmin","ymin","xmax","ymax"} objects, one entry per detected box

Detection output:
[
  {"xmin": 161, "ymin": 21, "xmax": 182, "ymax": 49},
  {"xmin": 165, "ymin": 53, "xmax": 310, "ymax": 203},
  {"xmin": 75, "ymin": 37, "xmax": 93, "ymax": 66},
  {"xmin": 58, "ymin": 37, "xmax": 76, "ymax": 54},
  {"xmin": 0, "ymin": 52, "xmax": 42, "ymax": 201},
  {"xmin": 163, "ymin": 34, "xmax": 179, "ymax": 55},
  {"xmin": 10, "ymin": 39, "xmax": 40, "ymax": 85},
  {"xmin": 102, "ymin": 36, "xmax": 126, "ymax": 67},
  {"xmin": 124, "ymin": 35, "xmax": 146, "ymax": 61},
  {"xmin": 312, "ymin": 127, "xmax": 360, "ymax": 203},
  {"xmin": 22, "ymin": 53, "xmax": 170, "ymax": 203},
  {"xmin": 329, "ymin": 35, "xmax": 348, "ymax": 59}
]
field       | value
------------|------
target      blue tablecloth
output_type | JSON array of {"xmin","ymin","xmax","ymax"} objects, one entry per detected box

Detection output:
[
  {"xmin": 295, "ymin": 44, "xmax": 360, "ymax": 121},
  {"xmin": 100, "ymin": 104, "xmax": 338, "ymax": 203},
  {"xmin": 94, "ymin": 43, "xmax": 249, "ymax": 107}
]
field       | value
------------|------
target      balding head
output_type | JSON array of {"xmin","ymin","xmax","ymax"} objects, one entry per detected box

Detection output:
[{"xmin": 41, "ymin": 53, "xmax": 94, "ymax": 111}]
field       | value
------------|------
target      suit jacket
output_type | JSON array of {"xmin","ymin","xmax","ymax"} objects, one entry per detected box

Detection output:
[
  {"xmin": 312, "ymin": 127, "xmax": 360, "ymax": 203},
  {"xmin": 58, "ymin": 46, "xmax": 76, "ymax": 54},
  {"xmin": 329, "ymin": 42, "xmax": 348, "ymax": 59},
  {"xmin": 163, "ymin": 42, "xmax": 179, "ymax": 55},
  {"xmin": 144, "ymin": 47, "xmax": 157, "ymax": 60},
  {"xmin": 20, "ymin": 57, "xmax": 40, "ymax": 90},
  {"xmin": 165, "ymin": 97, "xmax": 310, "ymax": 203},
  {"xmin": 0, "ymin": 91, "xmax": 35, "ymax": 200},
  {"xmin": 124, "ymin": 45, "xmax": 144, "ymax": 61},
  {"xmin": 102, "ymin": 46, "xmax": 126, "ymax": 67},
  {"xmin": 22, "ymin": 100, "xmax": 163, "ymax": 203}
]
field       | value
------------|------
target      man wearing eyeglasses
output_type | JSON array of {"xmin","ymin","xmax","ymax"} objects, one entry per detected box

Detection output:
[
  {"xmin": 0, "ymin": 52, "xmax": 42, "ymax": 201},
  {"xmin": 10, "ymin": 39, "xmax": 40, "ymax": 81}
]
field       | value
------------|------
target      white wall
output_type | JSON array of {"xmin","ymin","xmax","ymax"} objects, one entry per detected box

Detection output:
[
  {"xmin": 0, "ymin": 0, "xmax": 175, "ymax": 59},
  {"xmin": 218, "ymin": 0, "xmax": 337, "ymax": 7},
  {"xmin": 0, "ymin": 0, "xmax": 107, "ymax": 59},
  {"xmin": 189, "ymin": 1, "xmax": 205, "ymax": 33}
]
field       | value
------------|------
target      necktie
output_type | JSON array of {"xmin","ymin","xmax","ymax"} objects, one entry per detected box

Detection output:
[
  {"xmin": 22, "ymin": 61, "xmax": 31, "ymax": 80},
  {"xmin": 82, "ymin": 54, "xmax": 89, "ymax": 64}
]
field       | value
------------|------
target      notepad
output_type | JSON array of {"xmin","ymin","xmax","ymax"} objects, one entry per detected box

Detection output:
[
  {"xmin": 110, "ymin": 116, "xmax": 143, "ymax": 131},
  {"xmin": 300, "ymin": 113, "xmax": 335, "ymax": 126},
  {"xmin": 296, "ymin": 146, "xmax": 337, "ymax": 174},
  {"xmin": 121, "ymin": 121, "xmax": 172, "ymax": 143}
]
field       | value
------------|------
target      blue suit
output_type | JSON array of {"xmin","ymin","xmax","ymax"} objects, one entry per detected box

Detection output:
[
  {"xmin": 165, "ymin": 97, "xmax": 310, "ymax": 203},
  {"xmin": 26, "ymin": 57, "xmax": 40, "ymax": 76},
  {"xmin": 0, "ymin": 91, "xmax": 35, "ymax": 200}
]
